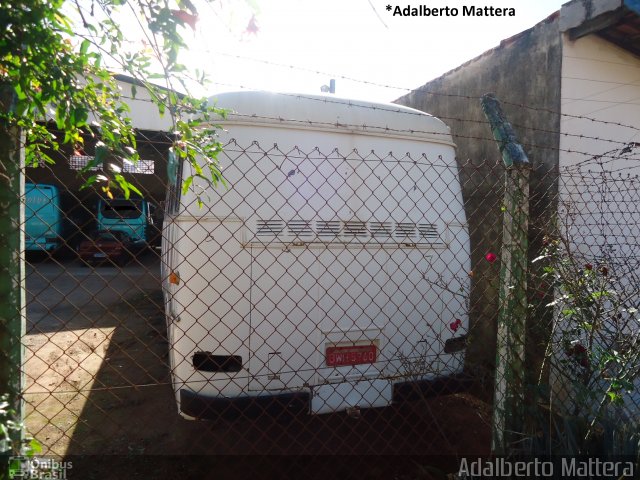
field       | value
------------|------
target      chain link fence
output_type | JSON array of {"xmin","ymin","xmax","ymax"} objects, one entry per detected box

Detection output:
[{"xmin": 15, "ymin": 118, "xmax": 640, "ymax": 474}]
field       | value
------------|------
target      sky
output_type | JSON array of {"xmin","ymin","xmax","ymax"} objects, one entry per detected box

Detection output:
[{"xmin": 179, "ymin": 0, "xmax": 567, "ymax": 103}]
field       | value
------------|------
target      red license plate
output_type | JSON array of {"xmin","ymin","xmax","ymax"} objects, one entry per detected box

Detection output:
[{"xmin": 326, "ymin": 344, "xmax": 377, "ymax": 367}]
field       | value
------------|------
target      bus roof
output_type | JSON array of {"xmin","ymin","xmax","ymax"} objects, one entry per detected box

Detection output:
[{"xmin": 207, "ymin": 91, "xmax": 452, "ymax": 144}]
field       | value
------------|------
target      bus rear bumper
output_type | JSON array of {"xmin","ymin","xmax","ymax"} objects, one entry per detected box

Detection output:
[
  {"xmin": 179, "ymin": 389, "xmax": 310, "ymax": 420},
  {"xmin": 178, "ymin": 373, "xmax": 472, "ymax": 420}
]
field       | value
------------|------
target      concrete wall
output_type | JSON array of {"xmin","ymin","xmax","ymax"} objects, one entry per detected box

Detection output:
[{"xmin": 395, "ymin": 14, "xmax": 563, "ymax": 379}]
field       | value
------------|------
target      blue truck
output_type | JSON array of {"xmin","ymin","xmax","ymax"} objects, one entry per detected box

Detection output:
[
  {"xmin": 25, "ymin": 183, "xmax": 63, "ymax": 252},
  {"xmin": 96, "ymin": 197, "xmax": 158, "ymax": 246}
]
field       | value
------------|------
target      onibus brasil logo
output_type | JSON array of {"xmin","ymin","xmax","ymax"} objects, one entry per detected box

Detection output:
[{"xmin": 8, "ymin": 456, "xmax": 72, "ymax": 479}]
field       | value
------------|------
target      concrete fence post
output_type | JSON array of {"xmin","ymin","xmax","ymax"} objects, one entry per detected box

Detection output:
[
  {"xmin": 0, "ymin": 83, "xmax": 25, "ymax": 455},
  {"xmin": 481, "ymin": 93, "xmax": 531, "ymax": 455}
]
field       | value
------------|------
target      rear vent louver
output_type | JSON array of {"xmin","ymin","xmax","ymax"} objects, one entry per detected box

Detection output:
[
  {"xmin": 395, "ymin": 223, "xmax": 417, "ymax": 238},
  {"xmin": 418, "ymin": 223, "xmax": 439, "ymax": 240},
  {"xmin": 287, "ymin": 220, "xmax": 313, "ymax": 237},
  {"xmin": 317, "ymin": 221, "xmax": 341, "ymax": 237},
  {"xmin": 370, "ymin": 222, "xmax": 393, "ymax": 238},
  {"xmin": 253, "ymin": 219, "xmax": 443, "ymax": 244},
  {"xmin": 256, "ymin": 220, "xmax": 285, "ymax": 236},
  {"xmin": 343, "ymin": 221, "xmax": 368, "ymax": 238}
]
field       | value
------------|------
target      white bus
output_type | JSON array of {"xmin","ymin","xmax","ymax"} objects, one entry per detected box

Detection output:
[{"xmin": 162, "ymin": 91, "xmax": 470, "ymax": 419}]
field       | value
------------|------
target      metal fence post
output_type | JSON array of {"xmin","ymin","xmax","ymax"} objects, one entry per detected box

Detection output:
[
  {"xmin": 0, "ymin": 84, "xmax": 25, "ymax": 454},
  {"xmin": 481, "ymin": 93, "xmax": 530, "ymax": 455}
]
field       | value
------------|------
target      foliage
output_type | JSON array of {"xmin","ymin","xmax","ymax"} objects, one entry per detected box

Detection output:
[
  {"xmin": 0, "ymin": 0, "xmax": 233, "ymax": 198},
  {"xmin": 533, "ymin": 232, "xmax": 640, "ymax": 451},
  {"xmin": 0, "ymin": 0, "xmax": 256, "ymax": 462},
  {"xmin": 0, "ymin": 394, "xmax": 40, "ymax": 458}
]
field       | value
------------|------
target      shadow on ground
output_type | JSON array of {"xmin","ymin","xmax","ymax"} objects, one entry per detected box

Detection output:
[{"xmin": 53, "ymin": 289, "xmax": 491, "ymax": 477}]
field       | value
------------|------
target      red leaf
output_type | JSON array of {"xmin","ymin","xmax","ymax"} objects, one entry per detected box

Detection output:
[{"xmin": 171, "ymin": 9, "xmax": 198, "ymax": 30}]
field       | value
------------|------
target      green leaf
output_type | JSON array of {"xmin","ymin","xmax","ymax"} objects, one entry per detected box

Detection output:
[
  {"xmin": 95, "ymin": 143, "xmax": 108, "ymax": 166},
  {"xmin": 14, "ymin": 83, "xmax": 27, "ymax": 101},
  {"xmin": 167, "ymin": 149, "xmax": 178, "ymax": 184},
  {"xmin": 609, "ymin": 387, "xmax": 625, "ymax": 404},
  {"xmin": 181, "ymin": 175, "xmax": 193, "ymax": 195},
  {"xmin": 0, "ymin": 0, "xmax": 229, "ymax": 240},
  {"xmin": 72, "ymin": 106, "xmax": 89, "ymax": 127},
  {"xmin": 114, "ymin": 174, "xmax": 130, "ymax": 199},
  {"xmin": 27, "ymin": 438, "xmax": 42, "ymax": 456},
  {"xmin": 80, "ymin": 39, "xmax": 90, "ymax": 56},
  {"xmin": 192, "ymin": 159, "xmax": 203, "ymax": 176}
]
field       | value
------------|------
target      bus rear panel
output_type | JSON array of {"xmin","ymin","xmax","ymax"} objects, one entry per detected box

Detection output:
[{"xmin": 162, "ymin": 92, "xmax": 471, "ymax": 419}]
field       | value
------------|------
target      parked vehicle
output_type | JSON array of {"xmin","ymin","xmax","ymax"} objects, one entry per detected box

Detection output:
[
  {"xmin": 162, "ymin": 91, "xmax": 470, "ymax": 420},
  {"xmin": 25, "ymin": 182, "xmax": 95, "ymax": 255},
  {"xmin": 96, "ymin": 197, "xmax": 157, "ymax": 246},
  {"xmin": 78, "ymin": 230, "xmax": 136, "ymax": 266},
  {"xmin": 25, "ymin": 183, "xmax": 63, "ymax": 252}
]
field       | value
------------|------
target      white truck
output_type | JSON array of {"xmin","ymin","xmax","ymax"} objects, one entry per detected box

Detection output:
[{"xmin": 162, "ymin": 91, "xmax": 470, "ymax": 419}]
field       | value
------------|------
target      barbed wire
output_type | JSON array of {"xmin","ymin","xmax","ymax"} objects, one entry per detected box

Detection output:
[
  {"xmin": 14, "ymin": 81, "xmax": 638, "ymax": 181},
  {"xmin": 54, "ymin": 5, "xmax": 640, "ymax": 139},
  {"xmin": 162, "ymin": 106, "xmax": 640, "ymax": 166},
  {"xmin": 195, "ymin": 48, "xmax": 640, "ymax": 118},
  {"xmin": 113, "ymin": 86, "xmax": 638, "ymax": 151},
  {"xmin": 180, "ymin": 46, "xmax": 640, "ymax": 135},
  {"xmin": 21, "ymin": 103, "xmax": 638, "ymax": 175}
]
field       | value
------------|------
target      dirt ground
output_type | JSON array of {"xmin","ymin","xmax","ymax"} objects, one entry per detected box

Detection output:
[{"xmin": 24, "ymin": 260, "xmax": 492, "ymax": 479}]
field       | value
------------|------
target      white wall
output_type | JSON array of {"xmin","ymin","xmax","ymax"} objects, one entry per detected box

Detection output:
[
  {"xmin": 560, "ymin": 34, "xmax": 640, "ymax": 172},
  {"xmin": 115, "ymin": 78, "xmax": 174, "ymax": 131},
  {"xmin": 556, "ymin": 33, "xmax": 640, "ymax": 419},
  {"xmin": 79, "ymin": 77, "xmax": 174, "ymax": 132},
  {"xmin": 559, "ymin": 33, "xmax": 640, "ymax": 264}
]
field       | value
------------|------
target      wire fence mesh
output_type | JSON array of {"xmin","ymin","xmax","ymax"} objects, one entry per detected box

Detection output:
[{"xmin": 16, "ymin": 121, "xmax": 640, "ymax": 473}]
